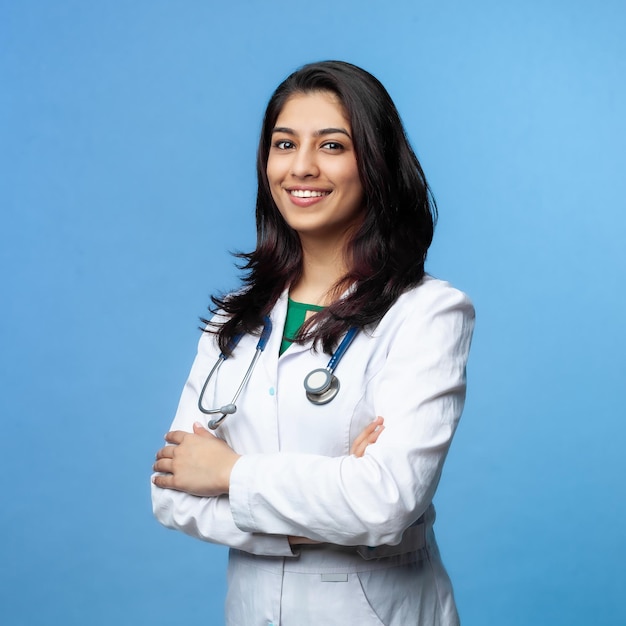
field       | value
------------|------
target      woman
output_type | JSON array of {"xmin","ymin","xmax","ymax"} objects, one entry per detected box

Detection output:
[{"xmin": 152, "ymin": 60, "xmax": 475, "ymax": 625}]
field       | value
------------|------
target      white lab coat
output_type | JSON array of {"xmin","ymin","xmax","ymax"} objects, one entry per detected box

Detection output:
[{"xmin": 152, "ymin": 276, "xmax": 475, "ymax": 626}]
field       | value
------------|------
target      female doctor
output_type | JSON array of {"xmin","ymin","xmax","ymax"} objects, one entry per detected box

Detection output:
[{"xmin": 152, "ymin": 61, "xmax": 475, "ymax": 625}]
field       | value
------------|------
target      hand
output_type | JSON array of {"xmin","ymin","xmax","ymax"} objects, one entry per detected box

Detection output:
[
  {"xmin": 350, "ymin": 416, "xmax": 384, "ymax": 457},
  {"xmin": 152, "ymin": 422, "xmax": 240, "ymax": 497},
  {"xmin": 289, "ymin": 418, "xmax": 385, "ymax": 546},
  {"xmin": 288, "ymin": 535, "xmax": 322, "ymax": 545}
]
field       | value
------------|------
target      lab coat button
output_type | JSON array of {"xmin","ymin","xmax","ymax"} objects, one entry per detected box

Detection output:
[{"xmin": 269, "ymin": 387, "xmax": 275, "ymax": 396}]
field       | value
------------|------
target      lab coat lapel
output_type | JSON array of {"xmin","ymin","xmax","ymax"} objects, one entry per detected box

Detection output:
[
  {"xmin": 264, "ymin": 291, "xmax": 315, "ymax": 373},
  {"xmin": 259, "ymin": 292, "xmax": 286, "ymax": 383}
]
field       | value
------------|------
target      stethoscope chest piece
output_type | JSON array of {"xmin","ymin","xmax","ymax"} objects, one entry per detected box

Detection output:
[{"xmin": 304, "ymin": 368, "xmax": 340, "ymax": 405}]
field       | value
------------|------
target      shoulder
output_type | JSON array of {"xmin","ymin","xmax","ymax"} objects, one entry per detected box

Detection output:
[
  {"xmin": 393, "ymin": 275, "xmax": 474, "ymax": 320},
  {"xmin": 369, "ymin": 276, "xmax": 474, "ymax": 348},
  {"xmin": 368, "ymin": 277, "xmax": 475, "ymax": 371}
]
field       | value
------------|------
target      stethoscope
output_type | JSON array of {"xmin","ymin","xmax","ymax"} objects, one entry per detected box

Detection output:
[{"xmin": 198, "ymin": 316, "xmax": 358, "ymax": 429}]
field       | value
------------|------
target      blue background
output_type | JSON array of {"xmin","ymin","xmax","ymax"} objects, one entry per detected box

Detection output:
[{"xmin": 2, "ymin": 1, "xmax": 625, "ymax": 624}]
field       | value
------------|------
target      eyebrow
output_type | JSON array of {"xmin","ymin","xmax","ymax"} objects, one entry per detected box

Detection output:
[{"xmin": 271, "ymin": 126, "xmax": 352, "ymax": 138}]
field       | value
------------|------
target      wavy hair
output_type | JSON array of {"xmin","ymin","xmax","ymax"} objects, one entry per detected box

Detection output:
[{"xmin": 207, "ymin": 60, "xmax": 437, "ymax": 354}]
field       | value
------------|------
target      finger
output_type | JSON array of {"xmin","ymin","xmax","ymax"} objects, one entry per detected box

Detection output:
[
  {"xmin": 350, "ymin": 417, "xmax": 384, "ymax": 455},
  {"xmin": 153, "ymin": 458, "xmax": 174, "ymax": 474},
  {"xmin": 352, "ymin": 427, "xmax": 384, "ymax": 458},
  {"xmin": 152, "ymin": 472, "xmax": 179, "ymax": 491},
  {"xmin": 288, "ymin": 536, "xmax": 321, "ymax": 545},
  {"xmin": 352, "ymin": 442, "xmax": 366, "ymax": 458},
  {"xmin": 349, "ymin": 434, "xmax": 366, "ymax": 456},
  {"xmin": 155, "ymin": 445, "xmax": 176, "ymax": 460},
  {"xmin": 352, "ymin": 418, "xmax": 385, "ymax": 457},
  {"xmin": 164, "ymin": 430, "xmax": 187, "ymax": 445},
  {"xmin": 350, "ymin": 430, "xmax": 372, "ymax": 455},
  {"xmin": 193, "ymin": 421, "xmax": 213, "ymax": 437},
  {"xmin": 367, "ymin": 416, "xmax": 384, "ymax": 434},
  {"xmin": 351, "ymin": 421, "xmax": 376, "ymax": 451},
  {"xmin": 351, "ymin": 433, "xmax": 372, "ymax": 457},
  {"xmin": 366, "ymin": 424, "xmax": 385, "ymax": 444}
]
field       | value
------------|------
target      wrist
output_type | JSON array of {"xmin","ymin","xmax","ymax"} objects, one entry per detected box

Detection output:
[{"xmin": 222, "ymin": 453, "xmax": 241, "ymax": 494}]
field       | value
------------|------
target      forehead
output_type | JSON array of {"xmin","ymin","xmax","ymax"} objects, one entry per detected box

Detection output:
[{"xmin": 274, "ymin": 91, "xmax": 350, "ymax": 131}]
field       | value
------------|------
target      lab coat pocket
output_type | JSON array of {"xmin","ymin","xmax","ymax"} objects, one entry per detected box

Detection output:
[
  {"xmin": 225, "ymin": 551, "xmax": 283, "ymax": 626},
  {"xmin": 280, "ymin": 571, "xmax": 386, "ymax": 626},
  {"xmin": 356, "ymin": 559, "xmax": 445, "ymax": 626}
]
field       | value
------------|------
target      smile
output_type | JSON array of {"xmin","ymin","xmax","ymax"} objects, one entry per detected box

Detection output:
[{"xmin": 289, "ymin": 189, "xmax": 330, "ymax": 198}]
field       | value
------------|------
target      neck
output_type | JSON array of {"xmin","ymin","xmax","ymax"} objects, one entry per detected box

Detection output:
[{"xmin": 290, "ymin": 234, "xmax": 352, "ymax": 306}]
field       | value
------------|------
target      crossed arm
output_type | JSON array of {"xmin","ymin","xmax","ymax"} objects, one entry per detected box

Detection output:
[
  {"xmin": 152, "ymin": 285, "xmax": 474, "ymax": 550},
  {"xmin": 152, "ymin": 417, "xmax": 384, "ymax": 546},
  {"xmin": 152, "ymin": 416, "xmax": 385, "ymax": 496}
]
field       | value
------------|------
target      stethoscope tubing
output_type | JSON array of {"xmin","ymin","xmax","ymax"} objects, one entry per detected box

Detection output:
[
  {"xmin": 198, "ymin": 315, "xmax": 357, "ymax": 428},
  {"xmin": 198, "ymin": 317, "xmax": 272, "ymax": 429},
  {"xmin": 326, "ymin": 326, "xmax": 358, "ymax": 371}
]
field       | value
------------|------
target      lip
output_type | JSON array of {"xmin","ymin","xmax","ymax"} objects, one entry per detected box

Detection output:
[
  {"xmin": 284, "ymin": 186, "xmax": 331, "ymax": 207},
  {"xmin": 285, "ymin": 185, "xmax": 331, "ymax": 193}
]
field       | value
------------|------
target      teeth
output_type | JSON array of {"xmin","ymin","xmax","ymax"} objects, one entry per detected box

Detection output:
[{"xmin": 290, "ymin": 189, "xmax": 328, "ymax": 198}]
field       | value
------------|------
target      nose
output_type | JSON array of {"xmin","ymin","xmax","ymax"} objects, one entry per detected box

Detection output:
[{"xmin": 290, "ymin": 146, "xmax": 319, "ymax": 178}]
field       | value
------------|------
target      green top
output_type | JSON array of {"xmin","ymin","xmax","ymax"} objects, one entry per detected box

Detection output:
[{"xmin": 279, "ymin": 298, "xmax": 325, "ymax": 355}]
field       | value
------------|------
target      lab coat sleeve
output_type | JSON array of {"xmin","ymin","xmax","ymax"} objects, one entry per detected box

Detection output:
[
  {"xmin": 229, "ymin": 283, "xmax": 475, "ymax": 547},
  {"xmin": 151, "ymin": 486, "xmax": 293, "ymax": 556},
  {"xmin": 151, "ymin": 335, "xmax": 294, "ymax": 557}
]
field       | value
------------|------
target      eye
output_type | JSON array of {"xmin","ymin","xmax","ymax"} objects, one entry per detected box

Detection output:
[
  {"xmin": 322, "ymin": 141, "xmax": 344, "ymax": 151},
  {"xmin": 273, "ymin": 139, "xmax": 295, "ymax": 150}
]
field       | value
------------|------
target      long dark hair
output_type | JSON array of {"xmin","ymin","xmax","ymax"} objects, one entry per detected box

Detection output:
[{"xmin": 207, "ymin": 60, "xmax": 437, "ymax": 355}]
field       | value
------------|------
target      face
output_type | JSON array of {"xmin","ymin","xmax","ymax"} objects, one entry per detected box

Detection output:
[{"xmin": 266, "ymin": 91, "xmax": 364, "ymax": 245}]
